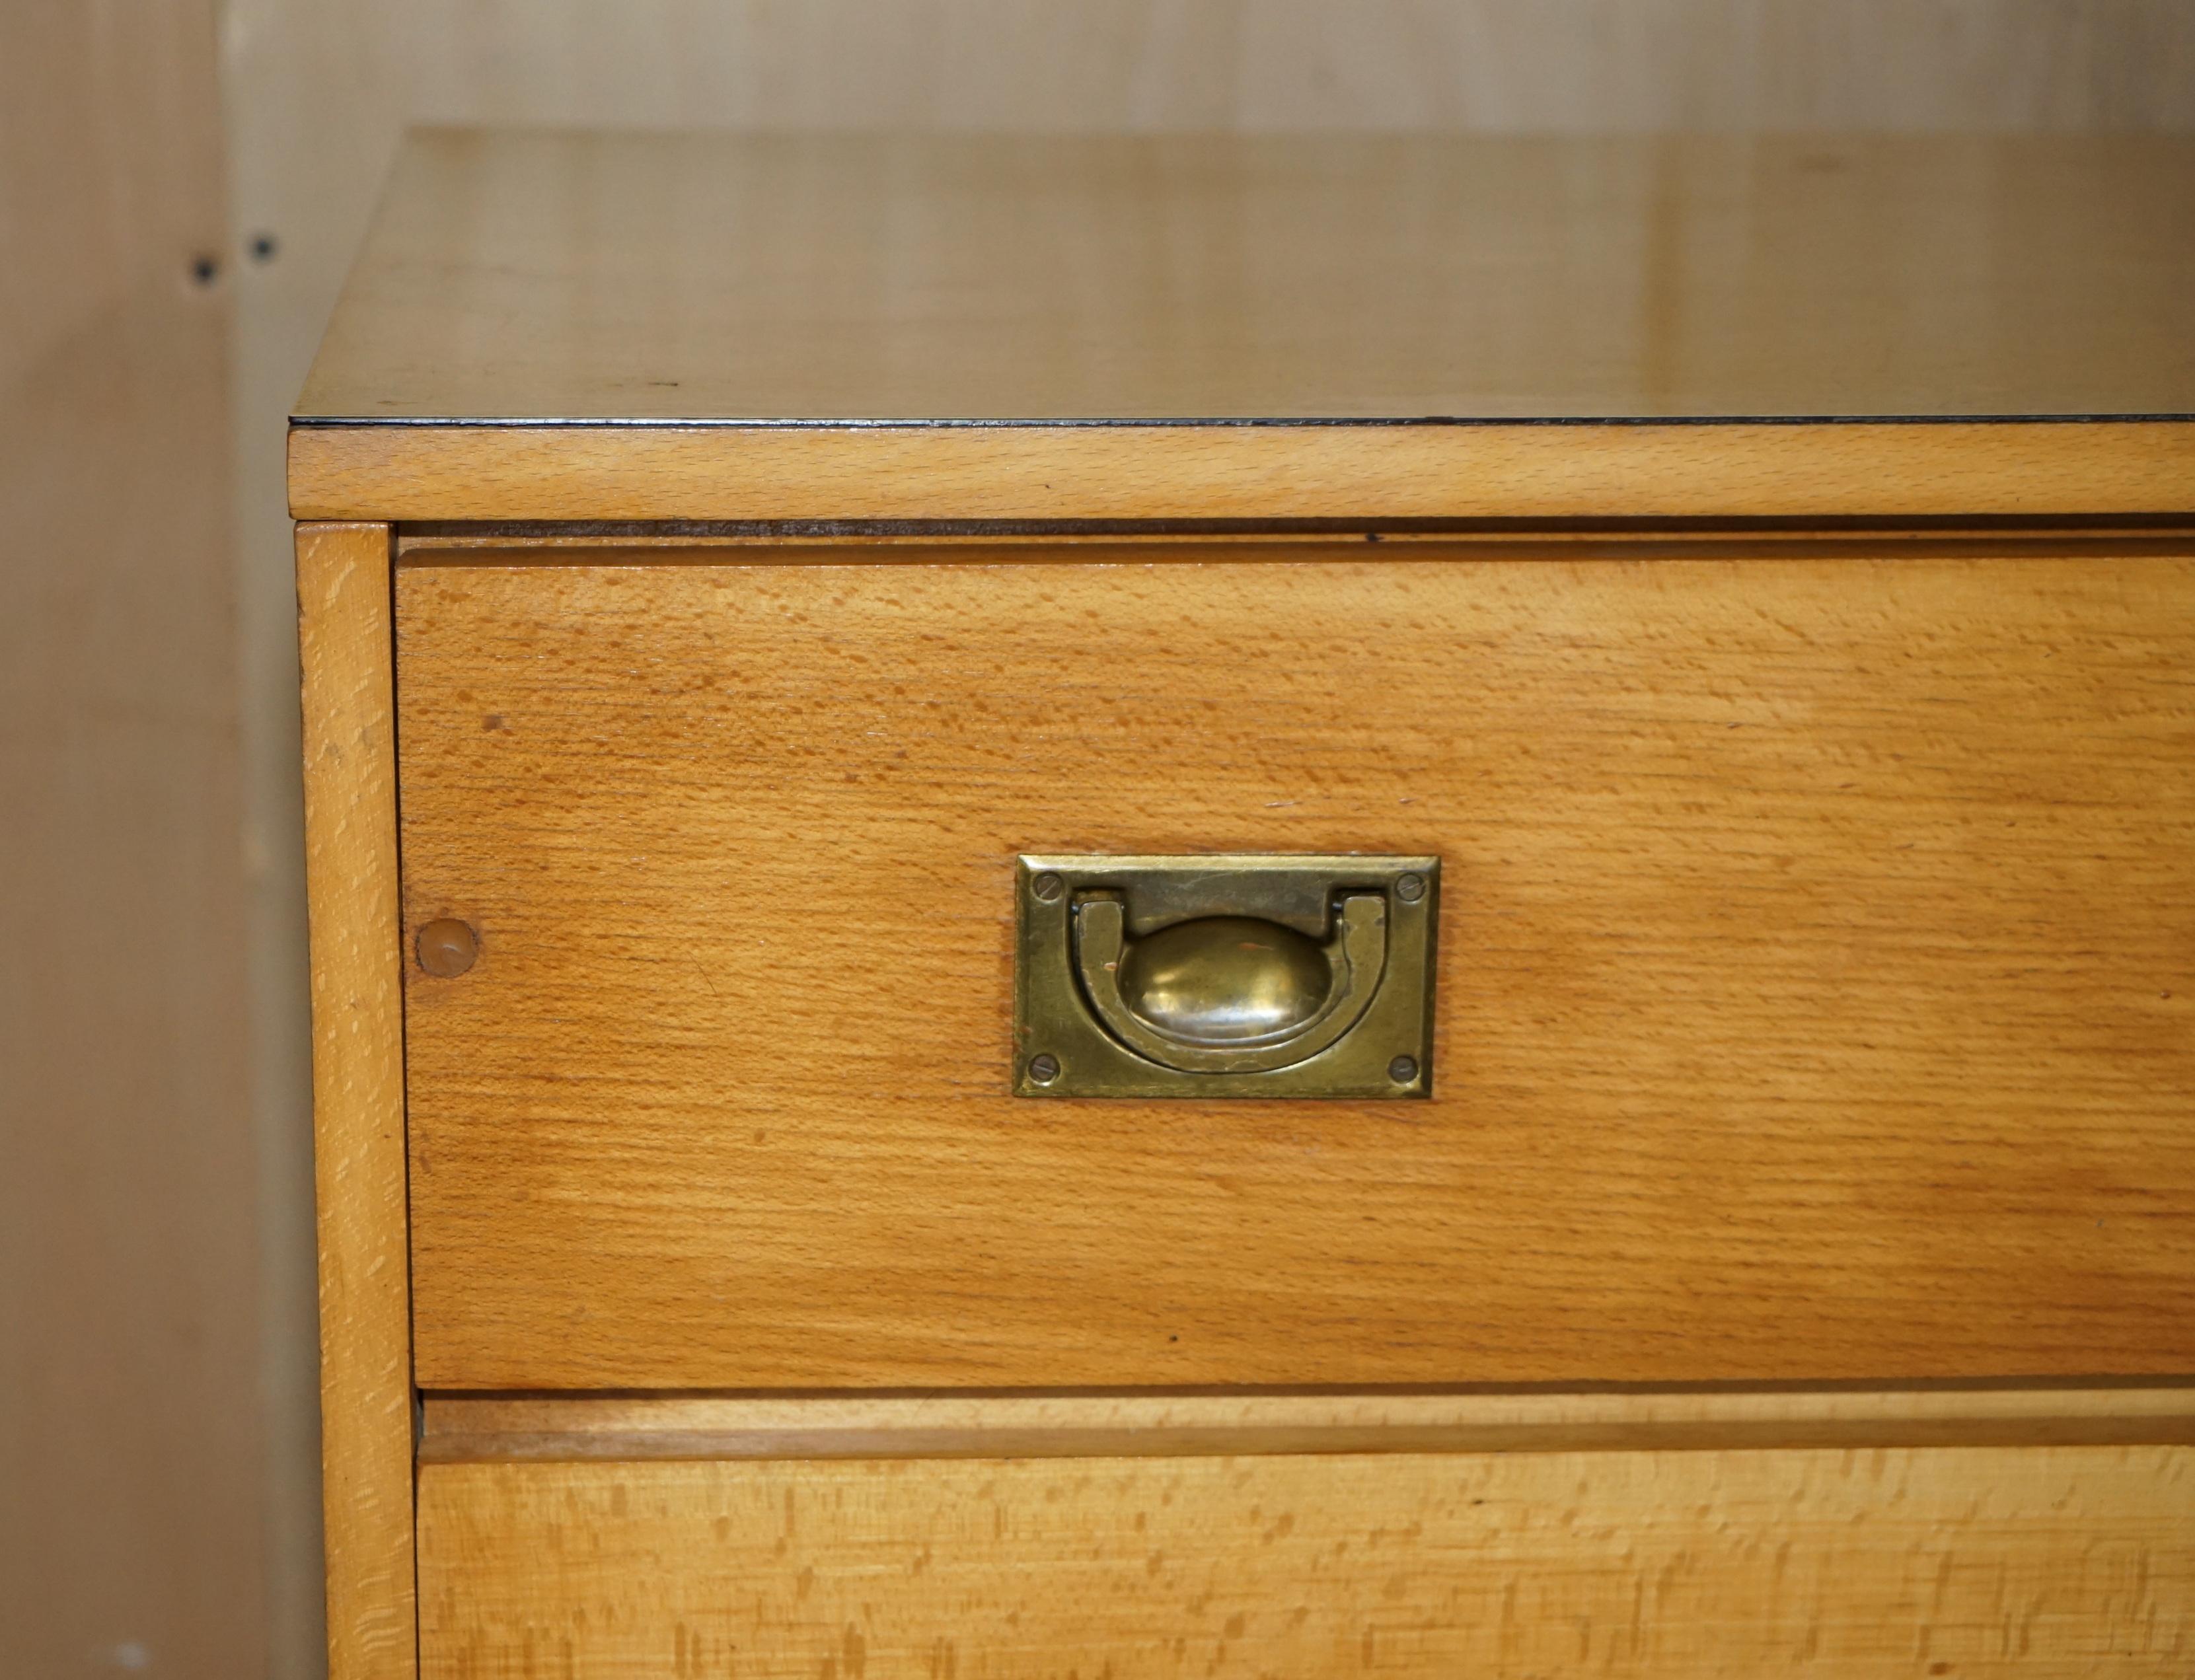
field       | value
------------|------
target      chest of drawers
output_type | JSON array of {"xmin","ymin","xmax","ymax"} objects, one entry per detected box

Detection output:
[{"xmin": 296, "ymin": 131, "xmax": 2195, "ymax": 1677}]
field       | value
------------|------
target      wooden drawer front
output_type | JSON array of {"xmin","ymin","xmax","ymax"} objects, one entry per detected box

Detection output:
[
  {"xmin": 417, "ymin": 1449, "xmax": 2195, "ymax": 1677},
  {"xmin": 395, "ymin": 544, "xmax": 2195, "ymax": 1389}
]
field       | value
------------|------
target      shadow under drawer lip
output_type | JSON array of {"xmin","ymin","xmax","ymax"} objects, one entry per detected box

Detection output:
[{"xmin": 416, "ymin": 1382, "xmax": 2195, "ymax": 1463}]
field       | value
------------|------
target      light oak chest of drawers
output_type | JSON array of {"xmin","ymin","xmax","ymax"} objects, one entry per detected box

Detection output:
[{"xmin": 295, "ymin": 131, "xmax": 2195, "ymax": 1678}]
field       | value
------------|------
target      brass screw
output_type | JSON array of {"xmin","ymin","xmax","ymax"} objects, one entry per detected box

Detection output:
[
  {"xmin": 416, "ymin": 918, "xmax": 478, "ymax": 978},
  {"xmin": 1031, "ymin": 873, "xmax": 1064, "ymax": 902},
  {"xmin": 1395, "ymin": 873, "xmax": 1426, "ymax": 903},
  {"xmin": 1027, "ymin": 1053, "xmax": 1061, "ymax": 1084},
  {"xmin": 1388, "ymin": 1055, "xmax": 1419, "ymax": 1083}
]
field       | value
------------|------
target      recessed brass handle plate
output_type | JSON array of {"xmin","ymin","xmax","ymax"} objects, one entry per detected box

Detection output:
[{"xmin": 1014, "ymin": 854, "xmax": 1437, "ymax": 1098}]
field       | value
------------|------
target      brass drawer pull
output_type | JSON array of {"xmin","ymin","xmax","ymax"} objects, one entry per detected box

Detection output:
[
  {"xmin": 1015, "ymin": 854, "xmax": 1437, "ymax": 1098},
  {"xmin": 1075, "ymin": 895, "xmax": 1387, "ymax": 1074}
]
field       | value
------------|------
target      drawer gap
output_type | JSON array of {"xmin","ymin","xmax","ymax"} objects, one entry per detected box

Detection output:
[{"xmin": 419, "ymin": 1383, "xmax": 2195, "ymax": 1463}]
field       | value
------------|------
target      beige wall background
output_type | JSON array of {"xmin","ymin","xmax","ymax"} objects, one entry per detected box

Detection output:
[
  {"xmin": 5, "ymin": 3, "xmax": 2194, "ymax": 1675},
  {"xmin": 3, "ymin": 5, "xmax": 258, "ymax": 1679}
]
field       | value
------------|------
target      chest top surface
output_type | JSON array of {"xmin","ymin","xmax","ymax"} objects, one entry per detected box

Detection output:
[
  {"xmin": 288, "ymin": 131, "xmax": 2195, "ymax": 521},
  {"xmin": 300, "ymin": 129, "xmax": 2195, "ymax": 426}
]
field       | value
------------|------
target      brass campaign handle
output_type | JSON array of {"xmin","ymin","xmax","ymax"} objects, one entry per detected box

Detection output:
[{"xmin": 1074, "ymin": 894, "xmax": 1388, "ymax": 1075}]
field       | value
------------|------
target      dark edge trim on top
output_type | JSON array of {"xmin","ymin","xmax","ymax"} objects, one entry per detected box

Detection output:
[
  {"xmin": 400, "ymin": 514, "xmax": 2195, "ymax": 542},
  {"xmin": 293, "ymin": 412, "xmax": 2195, "ymax": 428},
  {"xmin": 419, "ymin": 1375, "xmax": 2195, "ymax": 1402}
]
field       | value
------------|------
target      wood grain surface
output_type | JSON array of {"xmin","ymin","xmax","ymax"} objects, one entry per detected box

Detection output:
[
  {"xmin": 301, "ymin": 131, "xmax": 2195, "ymax": 423},
  {"xmin": 291, "ymin": 416, "xmax": 2195, "ymax": 523},
  {"xmin": 416, "ymin": 1449, "xmax": 2195, "ymax": 1677},
  {"xmin": 419, "ymin": 1387, "xmax": 2195, "ymax": 1463},
  {"xmin": 287, "ymin": 131, "xmax": 2195, "ymax": 520},
  {"xmin": 394, "ymin": 542, "xmax": 2195, "ymax": 1391},
  {"xmin": 298, "ymin": 522, "xmax": 416, "ymax": 1680}
]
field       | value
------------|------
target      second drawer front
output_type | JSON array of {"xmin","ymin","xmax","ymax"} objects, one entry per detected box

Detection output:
[
  {"xmin": 418, "ymin": 1447, "xmax": 2195, "ymax": 1677},
  {"xmin": 394, "ymin": 545, "xmax": 2195, "ymax": 1389}
]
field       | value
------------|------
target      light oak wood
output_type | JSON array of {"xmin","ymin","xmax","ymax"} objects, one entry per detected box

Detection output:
[
  {"xmin": 391, "ymin": 527, "xmax": 2195, "ymax": 557},
  {"xmin": 293, "ymin": 417, "xmax": 2195, "ymax": 523},
  {"xmin": 287, "ymin": 131, "xmax": 2195, "ymax": 520},
  {"xmin": 233, "ymin": 12, "xmax": 2195, "ymax": 1270},
  {"xmin": 301, "ymin": 131, "xmax": 2195, "ymax": 424},
  {"xmin": 297, "ymin": 522, "xmax": 415, "ymax": 1680},
  {"xmin": 278, "ymin": 106, "xmax": 2195, "ymax": 1667},
  {"xmin": 394, "ymin": 543, "xmax": 2195, "ymax": 1391},
  {"xmin": 240, "ymin": 28, "xmax": 2195, "ymax": 1081},
  {"xmin": 420, "ymin": 1387, "xmax": 2195, "ymax": 1463},
  {"xmin": 237, "ymin": 15, "xmax": 2195, "ymax": 1064},
  {"xmin": 0, "ymin": 5, "xmax": 278, "ymax": 1676},
  {"xmin": 417, "ymin": 1449, "xmax": 2195, "ymax": 1677}
]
